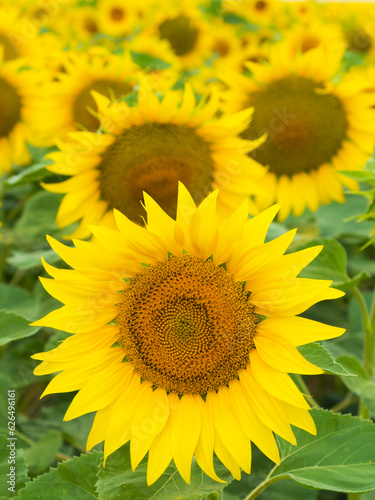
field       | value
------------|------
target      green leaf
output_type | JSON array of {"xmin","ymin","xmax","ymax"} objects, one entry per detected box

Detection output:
[
  {"xmin": 270, "ymin": 408, "xmax": 375, "ymax": 493},
  {"xmin": 0, "ymin": 435, "xmax": 29, "ymax": 496},
  {"xmin": 0, "ymin": 310, "xmax": 40, "ymax": 346},
  {"xmin": 4, "ymin": 160, "xmax": 52, "ymax": 188},
  {"xmin": 298, "ymin": 343, "xmax": 354, "ymax": 376},
  {"xmin": 336, "ymin": 355, "xmax": 375, "ymax": 418},
  {"xmin": 18, "ymin": 451, "xmax": 102, "ymax": 499},
  {"xmin": 296, "ymin": 238, "xmax": 348, "ymax": 284},
  {"xmin": 339, "ymin": 170, "xmax": 375, "ymax": 184},
  {"xmin": 13, "ymin": 191, "xmax": 63, "ymax": 242},
  {"xmin": 257, "ymin": 480, "xmax": 318, "ymax": 500},
  {"xmin": 130, "ymin": 51, "xmax": 171, "ymax": 70},
  {"xmin": 0, "ymin": 375, "xmax": 14, "ymax": 435},
  {"xmin": 0, "ymin": 285, "xmax": 38, "ymax": 321},
  {"xmin": 315, "ymin": 195, "xmax": 373, "ymax": 242},
  {"xmin": 97, "ymin": 442, "xmax": 233, "ymax": 500},
  {"xmin": 8, "ymin": 248, "xmax": 62, "ymax": 271},
  {"xmin": 340, "ymin": 270, "xmax": 371, "ymax": 290},
  {"xmin": 0, "ymin": 332, "xmax": 48, "ymax": 390},
  {"xmin": 296, "ymin": 238, "xmax": 369, "ymax": 290},
  {"xmin": 23, "ymin": 430, "xmax": 63, "ymax": 474}
]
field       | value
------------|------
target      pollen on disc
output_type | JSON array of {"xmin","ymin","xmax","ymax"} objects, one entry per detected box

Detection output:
[{"xmin": 117, "ymin": 255, "xmax": 258, "ymax": 395}]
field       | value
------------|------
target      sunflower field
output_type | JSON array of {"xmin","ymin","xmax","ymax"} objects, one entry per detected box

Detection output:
[{"xmin": 2, "ymin": 0, "xmax": 375, "ymax": 499}]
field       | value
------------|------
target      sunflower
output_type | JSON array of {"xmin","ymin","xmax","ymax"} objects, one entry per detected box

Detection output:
[
  {"xmin": 144, "ymin": 2, "xmax": 212, "ymax": 68},
  {"xmin": 222, "ymin": 0, "xmax": 279, "ymax": 27},
  {"xmin": 0, "ymin": 56, "xmax": 46, "ymax": 173},
  {"xmin": 31, "ymin": 184, "xmax": 345, "ymax": 485},
  {"xmin": 96, "ymin": 0, "xmax": 137, "ymax": 38},
  {"xmin": 322, "ymin": 3, "xmax": 375, "ymax": 58},
  {"xmin": 283, "ymin": 19, "xmax": 346, "ymax": 58},
  {"xmin": 31, "ymin": 48, "xmax": 146, "ymax": 146},
  {"xmin": 64, "ymin": 5, "xmax": 100, "ymax": 43},
  {"xmin": 42, "ymin": 84, "xmax": 265, "ymax": 239},
  {"xmin": 222, "ymin": 43, "xmax": 375, "ymax": 220},
  {"xmin": 123, "ymin": 32, "xmax": 179, "ymax": 69}
]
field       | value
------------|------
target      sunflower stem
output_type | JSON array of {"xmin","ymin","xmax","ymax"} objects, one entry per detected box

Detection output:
[
  {"xmin": 206, "ymin": 491, "xmax": 223, "ymax": 500},
  {"xmin": 353, "ymin": 287, "xmax": 374, "ymax": 420},
  {"xmin": 243, "ymin": 472, "xmax": 285, "ymax": 500},
  {"xmin": 293, "ymin": 374, "xmax": 320, "ymax": 408},
  {"xmin": 348, "ymin": 493, "xmax": 361, "ymax": 500}
]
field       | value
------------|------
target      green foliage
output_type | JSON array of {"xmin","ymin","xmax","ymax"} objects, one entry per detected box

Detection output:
[
  {"xmin": 337, "ymin": 355, "xmax": 375, "ymax": 418},
  {"xmin": 0, "ymin": 311, "xmax": 40, "ymax": 346},
  {"xmin": 13, "ymin": 191, "xmax": 63, "ymax": 243},
  {"xmin": 271, "ymin": 409, "xmax": 375, "ymax": 493},
  {"xmin": 23, "ymin": 430, "xmax": 63, "ymax": 474},
  {"xmin": 297, "ymin": 237, "xmax": 370, "ymax": 290},
  {"xmin": 0, "ymin": 285, "xmax": 37, "ymax": 320},
  {"xmin": 4, "ymin": 160, "xmax": 53, "ymax": 188},
  {"xmin": 18, "ymin": 451, "xmax": 102, "ymax": 499},
  {"xmin": 0, "ymin": 435, "xmax": 29, "ymax": 496},
  {"xmin": 97, "ymin": 443, "xmax": 233, "ymax": 500},
  {"xmin": 314, "ymin": 195, "xmax": 373, "ymax": 242},
  {"xmin": 298, "ymin": 343, "xmax": 355, "ymax": 377},
  {"xmin": 130, "ymin": 52, "xmax": 171, "ymax": 70}
]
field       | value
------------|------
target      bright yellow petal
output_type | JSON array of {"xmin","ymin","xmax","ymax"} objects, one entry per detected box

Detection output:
[
  {"xmin": 171, "ymin": 394, "xmax": 201, "ymax": 484},
  {"xmin": 257, "ymin": 316, "xmax": 345, "ymax": 346},
  {"xmin": 208, "ymin": 388, "xmax": 252, "ymax": 474},
  {"xmin": 254, "ymin": 330, "xmax": 323, "ymax": 375},
  {"xmin": 250, "ymin": 350, "xmax": 310, "ymax": 408},
  {"xmin": 229, "ymin": 379, "xmax": 280, "ymax": 464}
]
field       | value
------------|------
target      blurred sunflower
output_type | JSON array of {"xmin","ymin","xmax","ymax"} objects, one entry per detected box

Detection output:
[
  {"xmin": 223, "ymin": 0, "xmax": 278, "ymax": 26},
  {"xmin": 145, "ymin": 2, "xmax": 211, "ymax": 68},
  {"xmin": 285, "ymin": 0, "xmax": 321, "ymax": 24},
  {"xmin": 43, "ymin": 85, "xmax": 265, "ymax": 239},
  {"xmin": 223, "ymin": 43, "xmax": 375, "ymax": 220},
  {"xmin": 96, "ymin": 0, "xmax": 137, "ymax": 38},
  {"xmin": 32, "ymin": 48, "xmax": 145, "ymax": 145},
  {"xmin": 123, "ymin": 32, "xmax": 179, "ymax": 68},
  {"xmin": 65, "ymin": 5, "xmax": 100, "ymax": 42},
  {"xmin": 31, "ymin": 184, "xmax": 344, "ymax": 484},
  {"xmin": 283, "ymin": 19, "xmax": 346, "ymax": 57},
  {"xmin": 0, "ymin": 57, "xmax": 44, "ymax": 173},
  {"xmin": 0, "ymin": 5, "xmax": 54, "ymax": 62}
]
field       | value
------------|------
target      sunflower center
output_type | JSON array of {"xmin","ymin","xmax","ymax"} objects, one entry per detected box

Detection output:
[
  {"xmin": 84, "ymin": 17, "xmax": 98, "ymax": 34},
  {"xmin": 255, "ymin": 1, "xmax": 267, "ymax": 11},
  {"xmin": 159, "ymin": 15, "xmax": 199, "ymax": 56},
  {"xmin": 300, "ymin": 36, "xmax": 320, "ymax": 53},
  {"xmin": 110, "ymin": 7, "xmax": 125, "ymax": 21},
  {"xmin": 214, "ymin": 39, "xmax": 230, "ymax": 56},
  {"xmin": 346, "ymin": 28, "xmax": 372, "ymax": 53},
  {"xmin": 98, "ymin": 123, "xmax": 215, "ymax": 221},
  {"xmin": 242, "ymin": 75, "xmax": 348, "ymax": 176},
  {"xmin": 0, "ymin": 77, "xmax": 21, "ymax": 137},
  {"xmin": 0, "ymin": 33, "xmax": 19, "ymax": 61},
  {"xmin": 117, "ymin": 255, "xmax": 258, "ymax": 394},
  {"xmin": 72, "ymin": 79, "xmax": 134, "ymax": 131}
]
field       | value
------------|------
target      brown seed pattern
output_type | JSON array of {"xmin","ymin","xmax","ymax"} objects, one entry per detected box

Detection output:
[{"xmin": 117, "ymin": 255, "xmax": 258, "ymax": 394}]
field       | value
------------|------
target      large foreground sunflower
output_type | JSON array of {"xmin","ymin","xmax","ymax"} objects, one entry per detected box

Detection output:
[
  {"xmin": 32, "ymin": 184, "xmax": 344, "ymax": 484},
  {"xmin": 222, "ymin": 43, "xmax": 375, "ymax": 220},
  {"xmin": 43, "ymin": 85, "xmax": 265, "ymax": 239}
]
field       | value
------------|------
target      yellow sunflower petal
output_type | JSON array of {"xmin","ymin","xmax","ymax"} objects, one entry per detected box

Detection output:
[{"xmin": 254, "ymin": 331, "xmax": 323, "ymax": 374}]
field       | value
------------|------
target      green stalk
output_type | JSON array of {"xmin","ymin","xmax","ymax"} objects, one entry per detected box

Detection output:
[
  {"xmin": 243, "ymin": 471, "xmax": 285, "ymax": 500},
  {"xmin": 293, "ymin": 374, "xmax": 320, "ymax": 408},
  {"xmin": 207, "ymin": 492, "xmax": 223, "ymax": 500},
  {"xmin": 348, "ymin": 287, "xmax": 375, "ymax": 500},
  {"xmin": 352, "ymin": 287, "xmax": 374, "ymax": 421}
]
